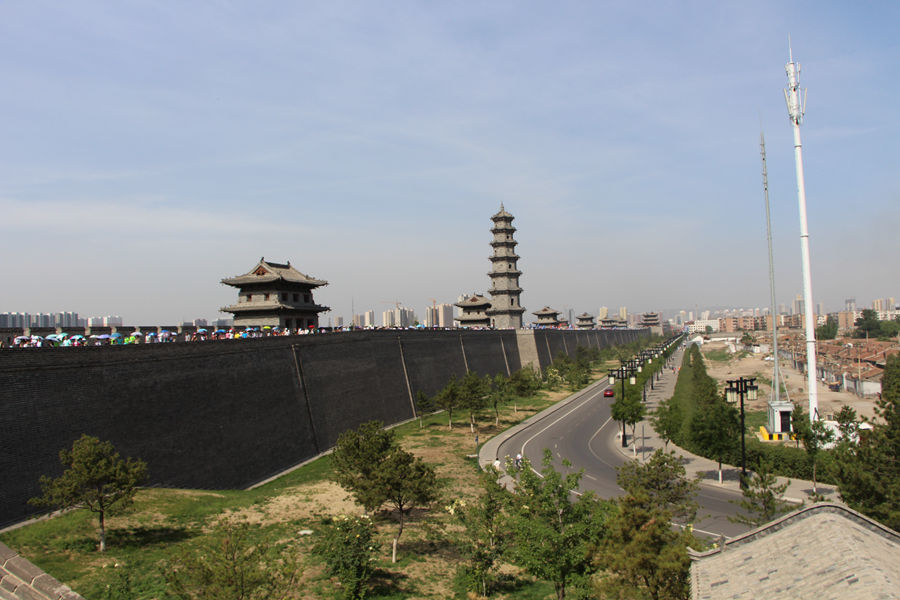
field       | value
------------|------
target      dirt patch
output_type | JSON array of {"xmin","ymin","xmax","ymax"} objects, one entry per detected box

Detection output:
[
  {"xmin": 700, "ymin": 342, "xmax": 878, "ymax": 420},
  {"xmin": 215, "ymin": 481, "xmax": 363, "ymax": 527}
]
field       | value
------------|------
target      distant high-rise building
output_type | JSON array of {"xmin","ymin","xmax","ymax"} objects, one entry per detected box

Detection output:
[
  {"xmin": 334, "ymin": 316, "xmax": 343, "ymax": 327},
  {"xmin": 618, "ymin": 306, "xmax": 628, "ymax": 321},
  {"xmin": 363, "ymin": 310, "xmax": 375, "ymax": 328},
  {"xmin": 845, "ymin": 298, "xmax": 856, "ymax": 312},
  {"xmin": 792, "ymin": 294, "xmax": 804, "ymax": 315},
  {"xmin": 598, "ymin": 306, "xmax": 609, "ymax": 319},
  {"xmin": 778, "ymin": 303, "xmax": 787, "ymax": 315},
  {"xmin": 382, "ymin": 310, "xmax": 395, "ymax": 328},
  {"xmin": 701, "ymin": 310, "xmax": 710, "ymax": 320},
  {"xmin": 816, "ymin": 302, "xmax": 825, "ymax": 317},
  {"xmin": 437, "ymin": 303, "xmax": 454, "ymax": 327}
]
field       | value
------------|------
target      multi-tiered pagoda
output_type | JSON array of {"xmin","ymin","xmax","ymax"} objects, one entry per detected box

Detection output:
[
  {"xmin": 486, "ymin": 205, "xmax": 525, "ymax": 329},
  {"xmin": 220, "ymin": 258, "xmax": 329, "ymax": 330}
]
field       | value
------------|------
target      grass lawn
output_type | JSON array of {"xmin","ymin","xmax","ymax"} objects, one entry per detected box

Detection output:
[{"xmin": 1, "ymin": 378, "xmax": 591, "ymax": 599}]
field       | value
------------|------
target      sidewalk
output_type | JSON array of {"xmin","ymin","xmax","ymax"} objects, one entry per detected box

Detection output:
[{"xmin": 615, "ymin": 347, "xmax": 842, "ymax": 505}]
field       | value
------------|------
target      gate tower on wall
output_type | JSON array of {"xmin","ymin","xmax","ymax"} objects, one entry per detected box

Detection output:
[
  {"xmin": 220, "ymin": 258, "xmax": 330, "ymax": 330},
  {"xmin": 486, "ymin": 205, "xmax": 526, "ymax": 329}
]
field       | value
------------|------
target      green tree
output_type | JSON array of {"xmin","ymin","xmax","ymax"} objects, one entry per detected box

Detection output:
[
  {"xmin": 740, "ymin": 332, "xmax": 756, "ymax": 346},
  {"xmin": 704, "ymin": 325, "xmax": 713, "ymax": 335},
  {"xmin": 506, "ymin": 449, "xmax": 609, "ymax": 600},
  {"xmin": 447, "ymin": 467, "xmax": 509, "ymax": 597},
  {"xmin": 617, "ymin": 450, "xmax": 699, "ymax": 522},
  {"xmin": 331, "ymin": 421, "xmax": 397, "ymax": 512},
  {"xmin": 791, "ymin": 406, "xmax": 835, "ymax": 497},
  {"xmin": 330, "ymin": 421, "xmax": 437, "ymax": 563},
  {"xmin": 832, "ymin": 354, "xmax": 900, "ymax": 529},
  {"xmin": 611, "ymin": 386, "xmax": 645, "ymax": 450},
  {"xmin": 488, "ymin": 374, "xmax": 513, "ymax": 426},
  {"xmin": 459, "ymin": 371, "xmax": 491, "ymax": 433},
  {"xmin": 312, "ymin": 515, "xmax": 379, "ymax": 600},
  {"xmin": 596, "ymin": 492, "xmax": 693, "ymax": 600},
  {"xmin": 165, "ymin": 519, "xmax": 301, "ymax": 600},
  {"xmin": 816, "ymin": 315, "xmax": 838, "ymax": 340},
  {"xmin": 434, "ymin": 376, "xmax": 462, "ymax": 429},
  {"xmin": 379, "ymin": 446, "xmax": 438, "ymax": 563},
  {"xmin": 878, "ymin": 318, "xmax": 900, "ymax": 339},
  {"xmin": 414, "ymin": 390, "xmax": 434, "ymax": 428},
  {"xmin": 689, "ymin": 398, "xmax": 739, "ymax": 485},
  {"xmin": 833, "ymin": 405, "xmax": 860, "ymax": 445},
  {"xmin": 854, "ymin": 309, "xmax": 881, "ymax": 338},
  {"xmin": 728, "ymin": 460, "xmax": 793, "ymax": 527},
  {"xmin": 650, "ymin": 399, "xmax": 680, "ymax": 450},
  {"xmin": 30, "ymin": 434, "xmax": 147, "ymax": 552}
]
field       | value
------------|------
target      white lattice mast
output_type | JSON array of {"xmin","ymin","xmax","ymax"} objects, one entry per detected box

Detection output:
[
  {"xmin": 760, "ymin": 132, "xmax": 779, "ymax": 405},
  {"xmin": 784, "ymin": 43, "xmax": 818, "ymax": 422}
]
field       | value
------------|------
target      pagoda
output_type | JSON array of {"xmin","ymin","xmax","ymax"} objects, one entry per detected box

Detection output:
[
  {"xmin": 454, "ymin": 294, "xmax": 492, "ymax": 328},
  {"xmin": 220, "ymin": 258, "xmax": 329, "ymax": 330},
  {"xmin": 485, "ymin": 204, "xmax": 526, "ymax": 328},
  {"xmin": 532, "ymin": 306, "xmax": 561, "ymax": 328}
]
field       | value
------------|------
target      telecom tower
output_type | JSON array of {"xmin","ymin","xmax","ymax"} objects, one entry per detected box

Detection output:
[{"xmin": 784, "ymin": 44, "xmax": 818, "ymax": 422}]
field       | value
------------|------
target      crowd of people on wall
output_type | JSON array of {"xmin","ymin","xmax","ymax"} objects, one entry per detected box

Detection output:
[{"xmin": 2, "ymin": 326, "xmax": 313, "ymax": 348}]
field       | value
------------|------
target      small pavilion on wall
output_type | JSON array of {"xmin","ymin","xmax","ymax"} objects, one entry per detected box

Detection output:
[
  {"xmin": 532, "ymin": 306, "xmax": 561, "ymax": 328},
  {"xmin": 454, "ymin": 294, "xmax": 492, "ymax": 328},
  {"xmin": 575, "ymin": 312, "xmax": 596, "ymax": 329},
  {"xmin": 220, "ymin": 258, "xmax": 329, "ymax": 330}
]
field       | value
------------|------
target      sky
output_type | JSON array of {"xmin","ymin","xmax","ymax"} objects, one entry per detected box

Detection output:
[{"xmin": 2, "ymin": 2, "xmax": 898, "ymax": 325}]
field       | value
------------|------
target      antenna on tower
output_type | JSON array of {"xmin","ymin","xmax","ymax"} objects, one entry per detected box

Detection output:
[{"xmin": 784, "ymin": 42, "xmax": 819, "ymax": 423}]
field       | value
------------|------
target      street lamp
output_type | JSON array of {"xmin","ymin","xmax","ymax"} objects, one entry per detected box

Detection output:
[
  {"xmin": 608, "ymin": 364, "xmax": 635, "ymax": 447},
  {"xmin": 725, "ymin": 377, "xmax": 759, "ymax": 488}
]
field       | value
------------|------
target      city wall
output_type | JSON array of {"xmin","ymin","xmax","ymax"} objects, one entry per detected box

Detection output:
[{"xmin": 0, "ymin": 328, "xmax": 645, "ymax": 527}]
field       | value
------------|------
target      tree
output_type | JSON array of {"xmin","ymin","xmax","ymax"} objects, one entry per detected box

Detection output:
[
  {"xmin": 689, "ymin": 399, "xmax": 739, "ymax": 484},
  {"xmin": 650, "ymin": 399, "xmax": 680, "ymax": 450},
  {"xmin": 331, "ymin": 421, "xmax": 397, "ymax": 512},
  {"xmin": 832, "ymin": 354, "xmax": 900, "ymax": 529},
  {"xmin": 488, "ymin": 374, "xmax": 512, "ymax": 426},
  {"xmin": 833, "ymin": 405, "xmax": 860, "ymax": 445},
  {"xmin": 704, "ymin": 325, "xmax": 713, "ymax": 335},
  {"xmin": 313, "ymin": 515, "xmax": 379, "ymax": 600},
  {"xmin": 596, "ymin": 492, "xmax": 693, "ymax": 600},
  {"xmin": 878, "ymin": 318, "xmax": 900, "ymax": 339},
  {"xmin": 617, "ymin": 450, "xmax": 699, "ymax": 523},
  {"xmin": 378, "ymin": 446, "xmax": 438, "ymax": 563},
  {"xmin": 791, "ymin": 406, "xmax": 835, "ymax": 497},
  {"xmin": 740, "ymin": 332, "xmax": 756, "ymax": 347},
  {"xmin": 447, "ymin": 467, "xmax": 509, "ymax": 597},
  {"xmin": 854, "ymin": 309, "xmax": 881, "ymax": 338},
  {"xmin": 459, "ymin": 371, "xmax": 491, "ymax": 433},
  {"xmin": 506, "ymin": 449, "xmax": 609, "ymax": 600},
  {"xmin": 611, "ymin": 387, "xmax": 644, "ymax": 450},
  {"xmin": 414, "ymin": 390, "xmax": 434, "ymax": 428},
  {"xmin": 330, "ymin": 421, "xmax": 437, "ymax": 563},
  {"xmin": 30, "ymin": 434, "xmax": 147, "ymax": 552},
  {"xmin": 816, "ymin": 315, "xmax": 838, "ymax": 340},
  {"xmin": 165, "ymin": 519, "xmax": 302, "ymax": 600},
  {"xmin": 728, "ymin": 460, "xmax": 793, "ymax": 527},
  {"xmin": 434, "ymin": 376, "xmax": 462, "ymax": 429}
]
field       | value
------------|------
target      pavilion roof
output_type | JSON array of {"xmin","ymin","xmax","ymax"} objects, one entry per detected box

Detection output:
[
  {"xmin": 690, "ymin": 503, "xmax": 899, "ymax": 599},
  {"xmin": 532, "ymin": 306, "xmax": 560, "ymax": 316},
  {"xmin": 222, "ymin": 258, "xmax": 327, "ymax": 288},
  {"xmin": 455, "ymin": 294, "xmax": 491, "ymax": 308},
  {"xmin": 491, "ymin": 203, "xmax": 514, "ymax": 221}
]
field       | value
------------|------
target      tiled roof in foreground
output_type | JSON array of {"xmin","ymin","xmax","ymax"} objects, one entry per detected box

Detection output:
[
  {"xmin": 690, "ymin": 503, "xmax": 899, "ymax": 600},
  {"xmin": 0, "ymin": 541, "xmax": 85, "ymax": 599}
]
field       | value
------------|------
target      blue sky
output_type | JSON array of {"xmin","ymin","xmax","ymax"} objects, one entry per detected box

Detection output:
[{"xmin": 2, "ymin": 2, "xmax": 898, "ymax": 325}]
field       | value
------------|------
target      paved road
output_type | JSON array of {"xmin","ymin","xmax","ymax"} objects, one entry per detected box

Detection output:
[{"xmin": 492, "ymin": 366, "xmax": 752, "ymax": 539}]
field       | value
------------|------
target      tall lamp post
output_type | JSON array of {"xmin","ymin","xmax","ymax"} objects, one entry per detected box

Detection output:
[
  {"xmin": 725, "ymin": 377, "xmax": 759, "ymax": 488},
  {"xmin": 608, "ymin": 365, "xmax": 636, "ymax": 447}
]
